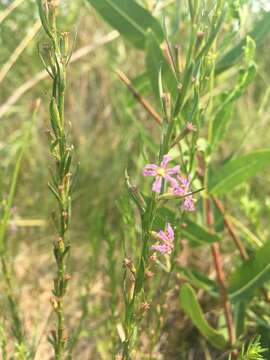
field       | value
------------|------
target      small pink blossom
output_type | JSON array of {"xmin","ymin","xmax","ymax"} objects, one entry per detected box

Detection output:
[
  {"xmin": 186, "ymin": 122, "xmax": 196, "ymax": 132},
  {"xmin": 143, "ymin": 155, "xmax": 180, "ymax": 193},
  {"xmin": 170, "ymin": 175, "xmax": 196, "ymax": 212},
  {"xmin": 182, "ymin": 195, "xmax": 195, "ymax": 212},
  {"xmin": 151, "ymin": 223, "xmax": 174, "ymax": 255}
]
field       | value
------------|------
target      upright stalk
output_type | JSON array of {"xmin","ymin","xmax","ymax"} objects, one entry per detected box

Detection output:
[
  {"xmin": 122, "ymin": 92, "xmax": 192, "ymax": 358},
  {"xmin": 37, "ymin": 1, "xmax": 74, "ymax": 358}
]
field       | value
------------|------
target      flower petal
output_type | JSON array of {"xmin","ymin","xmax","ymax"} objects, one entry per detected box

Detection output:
[
  {"xmin": 182, "ymin": 196, "xmax": 196, "ymax": 212},
  {"xmin": 157, "ymin": 230, "xmax": 168, "ymax": 243},
  {"xmin": 177, "ymin": 175, "xmax": 190, "ymax": 188},
  {"xmin": 143, "ymin": 164, "xmax": 158, "ymax": 176},
  {"xmin": 165, "ymin": 175, "xmax": 179, "ymax": 189},
  {"xmin": 160, "ymin": 154, "xmax": 172, "ymax": 168},
  {"xmin": 151, "ymin": 244, "xmax": 172, "ymax": 255},
  {"xmin": 152, "ymin": 176, "xmax": 162, "ymax": 193},
  {"xmin": 166, "ymin": 223, "xmax": 174, "ymax": 241},
  {"xmin": 166, "ymin": 165, "xmax": 180, "ymax": 175},
  {"xmin": 173, "ymin": 186, "xmax": 185, "ymax": 196}
]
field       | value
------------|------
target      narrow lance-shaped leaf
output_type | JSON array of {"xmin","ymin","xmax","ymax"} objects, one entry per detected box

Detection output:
[
  {"xmin": 179, "ymin": 284, "xmax": 227, "ymax": 350},
  {"xmin": 87, "ymin": 0, "xmax": 164, "ymax": 49},
  {"xmin": 173, "ymin": 61, "xmax": 194, "ymax": 117},
  {"xmin": 145, "ymin": 30, "xmax": 178, "ymax": 102},
  {"xmin": 209, "ymin": 149, "xmax": 270, "ymax": 196},
  {"xmin": 229, "ymin": 240, "xmax": 270, "ymax": 302}
]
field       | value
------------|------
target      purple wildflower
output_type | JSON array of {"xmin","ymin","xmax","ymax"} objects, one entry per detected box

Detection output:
[
  {"xmin": 151, "ymin": 223, "xmax": 174, "ymax": 255},
  {"xmin": 143, "ymin": 155, "xmax": 180, "ymax": 193},
  {"xmin": 182, "ymin": 196, "xmax": 195, "ymax": 212},
  {"xmin": 170, "ymin": 175, "xmax": 196, "ymax": 212}
]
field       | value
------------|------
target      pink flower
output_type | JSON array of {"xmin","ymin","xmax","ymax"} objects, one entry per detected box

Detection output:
[
  {"xmin": 143, "ymin": 155, "xmax": 180, "ymax": 193},
  {"xmin": 151, "ymin": 223, "xmax": 174, "ymax": 255},
  {"xmin": 171, "ymin": 175, "xmax": 196, "ymax": 212},
  {"xmin": 172, "ymin": 175, "xmax": 190, "ymax": 196},
  {"xmin": 182, "ymin": 196, "xmax": 195, "ymax": 212}
]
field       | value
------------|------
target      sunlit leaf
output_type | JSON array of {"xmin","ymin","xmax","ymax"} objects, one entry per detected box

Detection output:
[
  {"xmin": 87, "ymin": 0, "xmax": 164, "ymax": 49},
  {"xmin": 209, "ymin": 150, "xmax": 270, "ymax": 196}
]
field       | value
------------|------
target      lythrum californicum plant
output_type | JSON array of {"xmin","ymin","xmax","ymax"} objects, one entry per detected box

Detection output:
[
  {"xmin": 123, "ymin": 152, "xmax": 197, "ymax": 358},
  {"xmin": 37, "ymin": 0, "xmax": 75, "ymax": 358},
  {"xmin": 2, "ymin": 0, "xmax": 270, "ymax": 358}
]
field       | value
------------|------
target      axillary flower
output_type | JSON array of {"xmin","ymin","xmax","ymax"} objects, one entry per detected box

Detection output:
[
  {"xmin": 143, "ymin": 155, "xmax": 180, "ymax": 193},
  {"xmin": 151, "ymin": 223, "xmax": 174, "ymax": 255},
  {"xmin": 171, "ymin": 175, "xmax": 196, "ymax": 212}
]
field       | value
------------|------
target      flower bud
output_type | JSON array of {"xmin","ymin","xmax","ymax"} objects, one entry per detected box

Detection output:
[
  {"xmin": 161, "ymin": 92, "xmax": 171, "ymax": 120},
  {"xmin": 145, "ymin": 270, "xmax": 154, "ymax": 278},
  {"xmin": 197, "ymin": 31, "xmax": 205, "ymax": 40},
  {"xmin": 50, "ymin": 297, "xmax": 58, "ymax": 310},
  {"xmin": 47, "ymin": 0, "xmax": 60, "ymax": 10},
  {"xmin": 123, "ymin": 258, "xmax": 136, "ymax": 274},
  {"xmin": 140, "ymin": 302, "xmax": 150, "ymax": 312},
  {"xmin": 56, "ymin": 237, "xmax": 65, "ymax": 253}
]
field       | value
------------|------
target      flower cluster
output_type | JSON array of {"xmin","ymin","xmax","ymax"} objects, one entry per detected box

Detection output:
[
  {"xmin": 151, "ymin": 223, "xmax": 174, "ymax": 255},
  {"xmin": 143, "ymin": 154, "xmax": 195, "ymax": 211}
]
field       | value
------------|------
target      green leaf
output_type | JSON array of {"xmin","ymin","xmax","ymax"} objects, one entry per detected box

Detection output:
[
  {"xmin": 173, "ymin": 61, "xmax": 194, "ymax": 117},
  {"xmin": 211, "ymin": 65, "xmax": 256, "ymax": 150},
  {"xmin": 181, "ymin": 217, "xmax": 221, "ymax": 246},
  {"xmin": 229, "ymin": 240, "xmax": 270, "ymax": 302},
  {"xmin": 209, "ymin": 150, "xmax": 270, "ymax": 196},
  {"xmin": 234, "ymin": 301, "xmax": 246, "ymax": 338},
  {"xmin": 179, "ymin": 284, "xmax": 227, "ymax": 350},
  {"xmin": 145, "ymin": 30, "xmax": 178, "ymax": 102},
  {"xmin": 36, "ymin": 0, "xmax": 52, "ymax": 39},
  {"xmin": 216, "ymin": 12, "xmax": 270, "ymax": 74},
  {"xmin": 177, "ymin": 267, "xmax": 219, "ymax": 297},
  {"xmin": 87, "ymin": 0, "xmax": 163, "ymax": 49}
]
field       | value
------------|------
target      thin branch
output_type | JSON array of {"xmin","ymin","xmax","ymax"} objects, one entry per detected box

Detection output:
[{"xmin": 115, "ymin": 69, "xmax": 162, "ymax": 126}]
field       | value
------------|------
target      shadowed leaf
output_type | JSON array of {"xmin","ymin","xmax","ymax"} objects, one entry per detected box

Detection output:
[{"xmin": 179, "ymin": 284, "xmax": 227, "ymax": 350}]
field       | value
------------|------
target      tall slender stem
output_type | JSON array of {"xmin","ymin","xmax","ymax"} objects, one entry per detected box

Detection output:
[{"xmin": 37, "ymin": 1, "xmax": 74, "ymax": 358}]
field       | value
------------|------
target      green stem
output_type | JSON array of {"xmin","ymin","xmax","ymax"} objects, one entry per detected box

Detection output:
[
  {"xmin": 122, "ymin": 117, "xmax": 174, "ymax": 358},
  {"xmin": 38, "ymin": 4, "xmax": 73, "ymax": 359}
]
